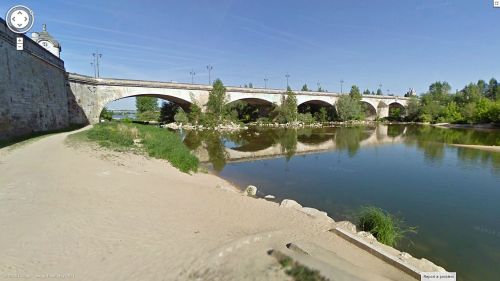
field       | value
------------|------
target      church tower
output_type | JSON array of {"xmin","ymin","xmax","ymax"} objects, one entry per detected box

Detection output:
[{"xmin": 31, "ymin": 24, "xmax": 61, "ymax": 58}]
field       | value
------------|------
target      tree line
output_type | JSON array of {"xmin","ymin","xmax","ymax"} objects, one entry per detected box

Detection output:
[{"xmin": 405, "ymin": 78, "xmax": 500, "ymax": 124}]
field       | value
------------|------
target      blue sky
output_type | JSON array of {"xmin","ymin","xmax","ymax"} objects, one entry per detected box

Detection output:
[{"xmin": 2, "ymin": 0, "xmax": 499, "ymax": 109}]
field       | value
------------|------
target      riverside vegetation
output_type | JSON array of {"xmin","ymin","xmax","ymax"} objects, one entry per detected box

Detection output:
[
  {"xmin": 358, "ymin": 206, "xmax": 417, "ymax": 247},
  {"xmin": 72, "ymin": 122, "xmax": 199, "ymax": 173},
  {"xmin": 114, "ymin": 77, "xmax": 500, "ymax": 127}
]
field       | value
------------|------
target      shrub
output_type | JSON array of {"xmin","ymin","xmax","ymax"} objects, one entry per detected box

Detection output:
[
  {"xmin": 358, "ymin": 206, "xmax": 416, "ymax": 247},
  {"xmin": 174, "ymin": 109, "xmax": 189, "ymax": 123},
  {"xmin": 99, "ymin": 107, "xmax": 113, "ymax": 121},
  {"xmin": 336, "ymin": 95, "xmax": 362, "ymax": 121},
  {"xmin": 297, "ymin": 113, "xmax": 315, "ymax": 124}
]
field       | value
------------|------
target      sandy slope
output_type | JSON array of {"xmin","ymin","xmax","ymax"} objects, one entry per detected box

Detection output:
[{"xmin": 0, "ymin": 129, "xmax": 416, "ymax": 281}]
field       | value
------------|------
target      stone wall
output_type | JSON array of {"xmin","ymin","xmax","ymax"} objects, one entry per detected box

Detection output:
[{"xmin": 0, "ymin": 19, "xmax": 69, "ymax": 140}]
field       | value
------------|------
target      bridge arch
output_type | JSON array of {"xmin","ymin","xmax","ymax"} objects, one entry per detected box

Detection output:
[
  {"xmin": 298, "ymin": 99, "xmax": 337, "ymax": 121},
  {"xmin": 225, "ymin": 98, "xmax": 275, "ymax": 122},
  {"xmin": 360, "ymin": 100, "xmax": 377, "ymax": 120},
  {"xmin": 226, "ymin": 92, "xmax": 277, "ymax": 105},
  {"xmin": 99, "ymin": 92, "xmax": 194, "ymax": 122},
  {"xmin": 388, "ymin": 102, "xmax": 406, "ymax": 119}
]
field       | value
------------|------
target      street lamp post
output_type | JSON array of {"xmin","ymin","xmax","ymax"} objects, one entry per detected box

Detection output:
[
  {"xmin": 206, "ymin": 65, "xmax": 213, "ymax": 85},
  {"xmin": 92, "ymin": 51, "xmax": 102, "ymax": 78},
  {"xmin": 340, "ymin": 79, "xmax": 344, "ymax": 94},
  {"xmin": 90, "ymin": 62, "xmax": 96, "ymax": 78},
  {"xmin": 317, "ymin": 82, "xmax": 321, "ymax": 91},
  {"xmin": 264, "ymin": 77, "xmax": 269, "ymax": 89},
  {"xmin": 285, "ymin": 73, "xmax": 290, "ymax": 89},
  {"xmin": 189, "ymin": 69, "xmax": 196, "ymax": 84}
]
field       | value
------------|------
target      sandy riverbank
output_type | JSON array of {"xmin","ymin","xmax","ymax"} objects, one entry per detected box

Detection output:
[
  {"xmin": 433, "ymin": 123, "xmax": 500, "ymax": 131},
  {"xmin": 0, "ymin": 129, "xmax": 444, "ymax": 280},
  {"xmin": 449, "ymin": 143, "xmax": 500, "ymax": 152}
]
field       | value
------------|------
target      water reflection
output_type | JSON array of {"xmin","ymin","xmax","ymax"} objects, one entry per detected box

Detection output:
[{"xmin": 181, "ymin": 125, "xmax": 500, "ymax": 174}]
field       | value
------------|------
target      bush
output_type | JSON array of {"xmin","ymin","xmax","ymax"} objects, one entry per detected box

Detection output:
[
  {"xmin": 336, "ymin": 95, "xmax": 362, "ymax": 121},
  {"xmin": 99, "ymin": 107, "xmax": 113, "ymax": 121},
  {"xmin": 297, "ymin": 112, "xmax": 315, "ymax": 124},
  {"xmin": 358, "ymin": 206, "xmax": 416, "ymax": 247},
  {"xmin": 137, "ymin": 110, "xmax": 159, "ymax": 122},
  {"xmin": 174, "ymin": 109, "xmax": 189, "ymax": 123}
]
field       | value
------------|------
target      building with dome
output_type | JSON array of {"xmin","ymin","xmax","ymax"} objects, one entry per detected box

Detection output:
[{"xmin": 31, "ymin": 24, "xmax": 61, "ymax": 58}]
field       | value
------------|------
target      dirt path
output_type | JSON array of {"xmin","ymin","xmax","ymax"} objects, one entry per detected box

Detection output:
[{"xmin": 0, "ymin": 130, "xmax": 420, "ymax": 281}]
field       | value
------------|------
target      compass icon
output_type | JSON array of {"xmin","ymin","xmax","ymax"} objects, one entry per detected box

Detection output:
[{"xmin": 5, "ymin": 5, "xmax": 35, "ymax": 34}]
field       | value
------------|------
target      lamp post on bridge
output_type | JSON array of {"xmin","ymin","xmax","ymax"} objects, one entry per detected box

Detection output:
[
  {"xmin": 189, "ymin": 69, "xmax": 196, "ymax": 84},
  {"xmin": 264, "ymin": 77, "xmax": 269, "ymax": 89},
  {"xmin": 206, "ymin": 65, "xmax": 213, "ymax": 85},
  {"xmin": 340, "ymin": 79, "xmax": 344, "ymax": 94},
  {"xmin": 285, "ymin": 73, "xmax": 290, "ymax": 89},
  {"xmin": 92, "ymin": 51, "xmax": 102, "ymax": 78},
  {"xmin": 90, "ymin": 62, "xmax": 96, "ymax": 78}
]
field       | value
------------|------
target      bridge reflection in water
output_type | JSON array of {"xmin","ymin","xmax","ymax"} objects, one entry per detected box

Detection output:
[
  {"xmin": 181, "ymin": 124, "xmax": 500, "ymax": 173},
  {"xmin": 182, "ymin": 125, "xmax": 406, "ymax": 171}
]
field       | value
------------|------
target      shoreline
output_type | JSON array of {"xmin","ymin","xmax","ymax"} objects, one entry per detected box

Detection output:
[
  {"xmin": 0, "ymin": 129, "xmax": 446, "ymax": 280},
  {"xmin": 432, "ymin": 122, "xmax": 500, "ymax": 131},
  {"xmin": 449, "ymin": 143, "xmax": 500, "ymax": 152}
]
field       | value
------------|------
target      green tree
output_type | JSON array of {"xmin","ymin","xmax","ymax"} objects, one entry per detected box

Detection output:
[
  {"xmin": 336, "ymin": 95, "xmax": 362, "ymax": 121},
  {"xmin": 376, "ymin": 89, "xmax": 383, "ymax": 95},
  {"xmin": 188, "ymin": 103, "xmax": 202, "ymax": 124},
  {"xmin": 206, "ymin": 79, "xmax": 229, "ymax": 122},
  {"xmin": 349, "ymin": 85, "xmax": 362, "ymax": 101},
  {"xmin": 405, "ymin": 96, "xmax": 420, "ymax": 121},
  {"xmin": 301, "ymin": 84, "xmax": 309, "ymax": 91},
  {"xmin": 428, "ymin": 81, "xmax": 451, "ymax": 105},
  {"xmin": 159, "ymin": 102, "xmax": 180, "ymax": 123},
  {"xmin": 136, "ymin": 96, "xmax": 158, "ymax": 113},
  {"xmin": 487, "ymin": 78, "xmax": 499, "ymax": 100},
  {"xmin": 442, "ymin": 101, "xmax": 463, "ymax": 122},
  {"xmin": 272, "ymin": 89, "xmax": 298, "ymax": 123},
  {"xmin": 99, "ymin": 107, "xmax": 113, "ymax": 121},
  {"xmin": 363, "ymin": 89, "xmax": 371, "ymax": 96}
]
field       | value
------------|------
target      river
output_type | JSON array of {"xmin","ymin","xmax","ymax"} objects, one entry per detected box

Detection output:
[{"xmin": 178, "ymin": 124, "xmax": 500, "ymax": 281}]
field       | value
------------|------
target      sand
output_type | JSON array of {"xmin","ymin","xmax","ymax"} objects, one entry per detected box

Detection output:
[
  {"xmin": 0, "ymin": 128, "xmax": 419, "ymax": 281},
  {"xmin": 449, "ymin": 143, "xmax": 500, "ymax": 152}
]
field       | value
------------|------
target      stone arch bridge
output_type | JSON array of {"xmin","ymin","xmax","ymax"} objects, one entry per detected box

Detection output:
[{"xmin": 67, "ymin": 73, "xmax": 410, "ymax": 124}]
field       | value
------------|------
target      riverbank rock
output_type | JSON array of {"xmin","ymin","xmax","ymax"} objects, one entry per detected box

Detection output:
[
  {"xmin": 280, "ymin": 199, "xmax": 302, "ymax": 209},
  {"xmin": 243, "ymin": 185, "xmax": 257, "ymax": 196},
  {"xmin": 356, "ymin": 231, "xmax": 377, "ymax": 243},
  {"xmin": 299, "ymin": 207, "xmax": 328, "ymax": 218},
  {"xmin": 264, "ymin": 195, "xmax": 275, "ymax": 199},
  {"xmin": 336, "ymin": 221, "xmax": 357, "ymax": 233}
]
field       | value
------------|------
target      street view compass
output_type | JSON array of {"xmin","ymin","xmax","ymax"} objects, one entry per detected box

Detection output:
[{"xmin": 5, "ymin": 5, "xmax": 35, "ymax": 50}]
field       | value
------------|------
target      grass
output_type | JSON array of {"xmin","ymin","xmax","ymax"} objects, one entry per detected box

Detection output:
[
  {"xmin": 277, "ymin": 256, "xmax": 328, "ymax": 281},
  {"xmin": 75, "ymin": 122, "xmax": 199, "ymax": 173},
  {"xmin": 357, "ymin": 206, "xmax": 417, "ymax": 247}
]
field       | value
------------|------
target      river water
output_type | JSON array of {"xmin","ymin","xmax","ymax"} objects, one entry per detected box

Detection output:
[{"xmin": 179, "ymin": 125, "xmax": 500, "ymax": 281}]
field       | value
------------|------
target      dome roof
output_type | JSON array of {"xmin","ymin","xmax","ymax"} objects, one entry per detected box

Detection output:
[{"xmin": 34, "ymin": 24, "xmax": 60, "ymax": 48}]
